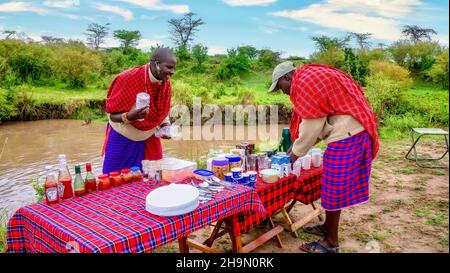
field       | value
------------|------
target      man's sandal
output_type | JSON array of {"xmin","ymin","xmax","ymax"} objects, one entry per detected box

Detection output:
[
  {"xmin": 302, "ymin": 225, "xmax": 327, "ymax": 237},
  {"xmin": 299, "ymin": 241, "xmax": 340, "ymax": 253}
]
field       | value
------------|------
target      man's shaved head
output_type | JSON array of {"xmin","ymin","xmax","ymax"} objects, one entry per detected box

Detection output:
[{"xmin": 151, "ymin": 47, "xmax": 176, "ymax": 63}]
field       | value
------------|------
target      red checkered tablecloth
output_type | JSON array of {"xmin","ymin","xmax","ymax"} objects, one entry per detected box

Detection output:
[
  {"xmin": 229, "ymin": 167, "xmax": 322, "ymax": 236},
  {"xmin": 6, "ymin": 178, "xmax": 265, "ymax": 253}
]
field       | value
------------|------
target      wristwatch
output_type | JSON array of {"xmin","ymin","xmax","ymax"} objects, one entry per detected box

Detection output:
[{"xmin": 122, "ymin": 112, "xmax": 131, "ymax": 124}]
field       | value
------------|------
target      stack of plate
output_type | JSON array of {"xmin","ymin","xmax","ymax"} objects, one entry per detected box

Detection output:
[{"xmin": 145, "ymin": 184, "xmax": 199, "ymax": 216}]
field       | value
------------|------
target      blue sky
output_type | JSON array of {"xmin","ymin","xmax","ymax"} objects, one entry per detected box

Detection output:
[{"xmin": 0, "ymin": 0, "xmax": 448, "ymax": 57}]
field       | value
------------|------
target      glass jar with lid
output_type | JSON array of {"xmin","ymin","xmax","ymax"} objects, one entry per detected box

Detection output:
[
  {"xmin": 109, "ymin": 172, "xmax": 122, "ymax": 187},
  {"xmin": 130, "ymin": 166, "xmax": 143, "ymax": 182},
  {"xmin": 97, "ymin": 174, "xmax": 111, "ymax": 190}
]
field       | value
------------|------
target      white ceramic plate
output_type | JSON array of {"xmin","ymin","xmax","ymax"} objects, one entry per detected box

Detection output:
[{"xmin": 145, "ymin": 184, "xmax": 199, "ymax": 216}]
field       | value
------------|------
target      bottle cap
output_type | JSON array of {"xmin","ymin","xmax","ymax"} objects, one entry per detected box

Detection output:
[
  {"xmin": 75, "ymin": 165, "xmax": 81, "ymax": 173},
  {"xmin": 130, "ymin": 166, "xmax": 140, "ymax": 172},
  {"xmin": 110, "ymin": 171, "xmax": 120, "ymax": 176},
  {"xmin": 121, "ymin": 168, "xmax": 131, "ymax": 174},
  {"xmin": 86, "ymin": 163, "xmax": 92, "ymax": 172}
]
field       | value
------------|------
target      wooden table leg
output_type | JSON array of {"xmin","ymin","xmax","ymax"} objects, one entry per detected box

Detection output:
[
  {"xmin": 225, "ymin": 218, "xmax": 243, "ymax": 253},
  {"xmin": 268, "ymin": 217, "xmax": 283, "ymax": 248},
  {"xmin": 286, "ymin": 199, "xmax": 297, "ymax": 213},
  {"xmin": 178, "ymin": 237, "xmax": 189, "ymax": 253},
  {"xmin": 203, "ymin": 219, "xmax": 224, "ymax": 247},
  {"xmin": 311, "ymin": 202, "xmax": 323, "ymax": 222}
]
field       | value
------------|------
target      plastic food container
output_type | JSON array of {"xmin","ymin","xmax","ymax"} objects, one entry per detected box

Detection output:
[
  {"xmin": 211, "ymin": 157, "xmax": 230, "ymax": 180},
  {"xmin": 225, "ymin": 154, "xmax": 241, "ymax": 169},
  {"xmin": 193, "ymin": 169, "xmax": 215, "ymax": 181},
  {"xmin": 260, "ymin": 169, "xmax": 279, "ymax": 183},
  {"xmin": 160, "ymin": 157, "xmax": 197, "ymax": 182}
]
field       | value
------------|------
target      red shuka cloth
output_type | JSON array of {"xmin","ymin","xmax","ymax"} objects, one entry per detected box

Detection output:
[
  {"xmin": 288, "ymin": 64, "xmax": 379, "ymax": 160},
  {"xmin": 105, "ymin": 64, "xmax": 171, "ymax": 160}
]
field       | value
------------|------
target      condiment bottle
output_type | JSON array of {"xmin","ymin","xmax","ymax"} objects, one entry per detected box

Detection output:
[
  {"xmin": 85, "ymin": 163, "xmax": 97, "ymax": 193},
  {"xmin": 121, "ymin": 168, "xmax": 133, "ymax": 184},
  {"xmin": 109, "ymin": 172, "xmax": 122, "ymax": 187},
  {"xmin": 97, "ymin": 174, "xmax": 111, "ymax": 190},
  {"xmin": 130, "ymin": 166, "xmax": 143, "ymax": 182},
  {"xmin": 45, "ymin": 165, "xmax": 60, "ymax": 205},
  {"xmin": 74, "ymin": 165, "xmax": 86, "ymax": 197},
  {"xmin": 57, "ymin": 154, "xmax": 73, "ymax": 199}
]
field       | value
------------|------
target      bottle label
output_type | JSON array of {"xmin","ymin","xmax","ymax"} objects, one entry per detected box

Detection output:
[
  {"xmin": 46, "ymin": 187, "xmax": 58, "ymax": 201},
  {"xmin": 58, "ymin": 182, "xmax": 65, "ymax": 198}
]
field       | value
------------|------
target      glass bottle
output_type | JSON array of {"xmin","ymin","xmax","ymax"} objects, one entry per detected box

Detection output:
[
  {"xmin": 58, "ymin": 154, "xmax": 73, "ymax": 199},
  {"xmin": 74, "ymin": 165, "xmax": 86, "ymax": 197},
  {"xmin": 45, "ymin": 165, "xmax": 59, "ymax": 205},
  {"xmin": 85, "ymin": 163, "xmax": 97, "ymax": 193}
]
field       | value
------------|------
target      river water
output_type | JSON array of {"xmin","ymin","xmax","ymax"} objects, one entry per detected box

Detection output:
[{"xmin": 0, "ymin": 120, "xmax": 287, "ymax": 216}]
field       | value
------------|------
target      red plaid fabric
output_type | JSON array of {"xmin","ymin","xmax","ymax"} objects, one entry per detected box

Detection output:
[
  {"xmin": 105, "ymin": 64, "xmax": 172, "ymax": 160},
  {"xmin": 230, "ymin": 170, "xmax": 322, "ymax": 236},
  {"xmin": 292, "ymin": 167, "xmax": 323, "ymax": 204},
  {"xmin": 6, "ymin": 178, "xmax": 264, "ymax": 253},
  {"xmin": 289, "ymin": 64, "xmax": 379, "ymax": 160}
]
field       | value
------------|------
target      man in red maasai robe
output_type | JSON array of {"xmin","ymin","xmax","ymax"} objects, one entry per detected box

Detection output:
[
  {"xmin": 102, "ymin": 48, "xmax": 176, "ymax": 174},
  {"xmin": 269, "ymin": 61, "xmax": 379, "ymax": 253}
]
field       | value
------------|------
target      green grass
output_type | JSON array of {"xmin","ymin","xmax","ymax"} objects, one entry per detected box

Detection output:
[
  {"xmin": 13, "ymin": 84, "xmax": 106, "ymax": 104},
  {"xmin": 0, "ymin": 209, "xmax": 7, "ymax": 253}
]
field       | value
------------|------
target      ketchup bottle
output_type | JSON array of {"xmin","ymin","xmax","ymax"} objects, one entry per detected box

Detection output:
[{"xmin": 44, "ymin": 165, "xmax": 60, "ymax": 205}]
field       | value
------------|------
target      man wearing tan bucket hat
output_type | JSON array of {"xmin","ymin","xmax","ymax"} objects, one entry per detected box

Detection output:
[{"xmin": 269, "ymin": 61, "xmax": 379, "ymax": 253}]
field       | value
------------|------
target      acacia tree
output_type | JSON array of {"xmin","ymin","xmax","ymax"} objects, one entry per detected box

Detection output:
[
  {"xmin": 113, "ymin": 29, "xmax": 141, "ymax": 53},
  {"xmin": 311, "ymin": 35, "xmax": 350, "ymax": 51},
  {"xmin": 402, "ymin": 25, "xmax": 437, "ymax": 43},
  {"xmin": 168, "ymin": 12, "xmax": 204, "ymax": 49},
  {"xmin": 350, "ymin": 32, "xmax": 373, "ymax": 50},
  {"xmin": 85, "ymin": 23, "xmax": 110, "ymax": 50}
]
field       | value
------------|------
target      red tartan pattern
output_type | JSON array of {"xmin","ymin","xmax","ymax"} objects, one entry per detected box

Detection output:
[
  {"xmin": 6, "ymin": 178, "xmax": 264, "ymax": 253},
  {"xmin": 292, "ymin": 167, "xmax": 323, "ymax": 204},
  {"xmin": 230, "ymin": 167, "xmax": 322, "ymax": 236},
  {"xmin": 289, "ymin": 64, "xmax": 379, "ymax": 160}
]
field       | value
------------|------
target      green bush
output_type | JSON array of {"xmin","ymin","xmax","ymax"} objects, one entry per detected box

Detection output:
[
  {"xmin": 389, "ymin": 40, "xmax": 442, "ymax": 75},
  {"xmin": 236, "ymin": 87, "xmax": 256, "ymax": 105},
  {"xmin": 309, "ymin": 48, "xmax": 345, "ymax": 69},
  {"xmin": 216, "ymin": 48, "xmax": 251, "ymax": 80},
  {"xmin": 53, "ymin": 47, "xmax": 102, "ymax": 88},
  {"xmin": 368, "ymin": 60, "xmax": 413, "ymax": 91},
  {"xmin": 427, "ymin": 50, "xmax": 449, "ymax": 89},
  {"xmin": 171, "ymin": 80, "xmax": 194, "ymax": 107},
  {"xmin": 212, "ymin": 83, "xmax": 226, "ymax": 99},
  {"xmin": 0, "ymin": 89, "xmax": 17, "ymax": 121},
  {"xmin": 364, "ymin": 74, "xmax": 405, "ymax": 122}
]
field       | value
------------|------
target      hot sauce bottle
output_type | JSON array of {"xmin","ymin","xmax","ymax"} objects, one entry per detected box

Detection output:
[
  {"xmin": 45, "ymin": 165, "xmax": 60, "ymax": 205},
  {"xmin": 58, "ymin": 154, "xmax": 73, "ymax": 199},
  {"xmin": 85, "ymin": 163, "xmax": 97, "ymax": 193},
  {"xmin": 74, "ymin": 165, "xmax": 86, "ymax": 197}
]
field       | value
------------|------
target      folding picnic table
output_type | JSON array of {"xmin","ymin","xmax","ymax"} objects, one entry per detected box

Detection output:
[
  {"xmin": 405, "ymin": 128, "xmax": 449, "ymax": 169},
  {"xmin": 6, "ymin": 178, "xmax": 265, "ymax": 253}
]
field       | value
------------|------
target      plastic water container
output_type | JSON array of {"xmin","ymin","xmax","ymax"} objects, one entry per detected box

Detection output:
[
  {"xmin": 311, "ymin": 148, "xmax": 322, "ymax": 167},
  {"xmin": 136, "ymin": 92, "xmax": 150, "ymax": 121}
]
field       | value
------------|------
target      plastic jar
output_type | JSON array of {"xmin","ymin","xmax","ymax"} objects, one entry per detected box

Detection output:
[
  {"xmin": 225, "ymin": 154, "xmax": 241, "ymax": 170},
  {"xmin": 211, "ymin": 157, "xmax": 230, "ymax": 180},
  {"xmin": 130, "ymin": 166, "xmax": 143, "ymax": 182},
  {"xmin": 121, "ymin": 168, "xmax": 133, "ymax": 184},
  {"xmin": 109, "ymin": 172, "xmax": 122, "ymax": 187},
  {"xmin": 97, "ymin": 174, "xmax": 111, "ymax": 190}
]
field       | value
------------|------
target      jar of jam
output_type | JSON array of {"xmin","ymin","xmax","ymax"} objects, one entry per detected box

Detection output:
[
  {"xmin": 109, "ymin": 172, "xmax": 122, "ymax": 187},
  {"xmin": 130, "ymin": 166, "xmax": 143, "ymax": 182},
  {"xmin": 121, "ymin": 168, "xmax": 133, "ymax": 184},
  {"xmin": 97, "ymin": 174, "xmax": 111, "ymax": 190},
  {"xmin": 211, "ymin": 157, "xmax": 230, "ymax": 181}
]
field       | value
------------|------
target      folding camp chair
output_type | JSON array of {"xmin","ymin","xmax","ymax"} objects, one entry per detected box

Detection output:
[{"xmin": 405, "ymin": 128, "xmax": 449, "ymax": 169}]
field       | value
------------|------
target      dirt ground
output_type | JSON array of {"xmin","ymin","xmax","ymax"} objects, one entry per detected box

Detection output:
[{"xmin": 156, "ymin": 138, "xmax": 449, "ymax": 253}]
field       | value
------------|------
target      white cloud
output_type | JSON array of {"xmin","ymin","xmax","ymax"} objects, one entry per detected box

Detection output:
[
  {"xmin": 138, "ymin": 38, "xmax": 163, "ymax": 50},
  {"xmin": 271, "ymin": 0, "xmax": 424, "ymax": 41},
  {"xmin": 119, "ymin": 0, "xmax": 189, "ymax": 14},
  {"xmin": 0, "ymin": 1, "xmax": 50, "ymax": 15},
  {"xmin": 43, "ymin": 0, "xmax": 80, "ymax": 9},
  {"xmin": 436, "ymin": 34, "xmax": 449, "ymax": 46},
  {"xmin": 94, "ymin": 3, "xmax": 134, "ymax": 21},
  {"xmin": 208, "ymin": 47, "xmax": 228, "ymax": 55},
  {"xmin": 223, "ymin": 0, "xmax": 277, "ymax": 7}
]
